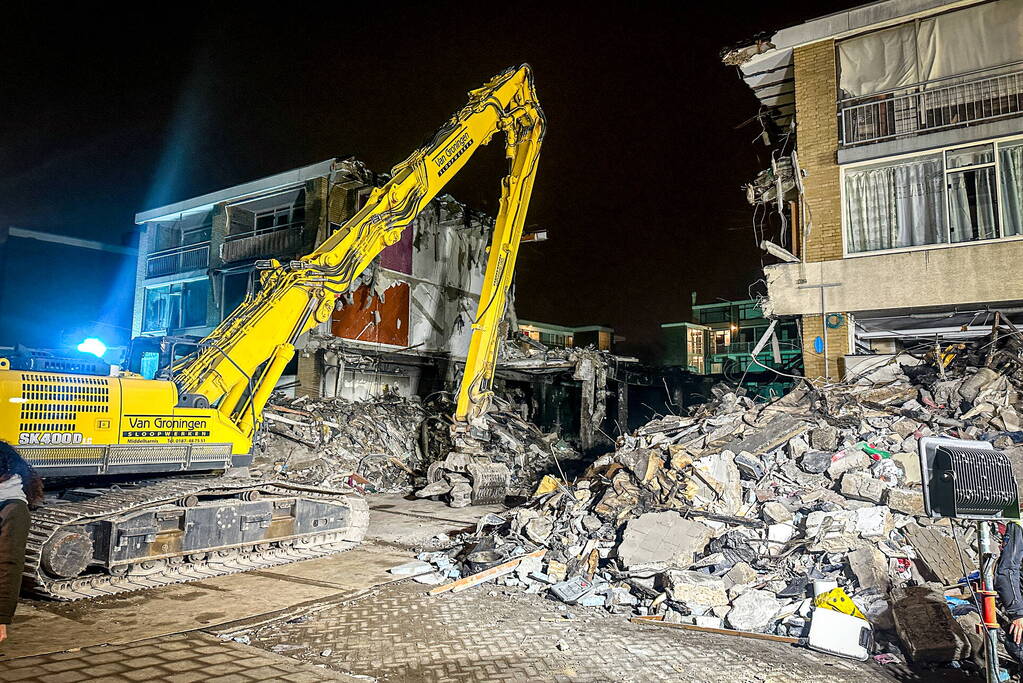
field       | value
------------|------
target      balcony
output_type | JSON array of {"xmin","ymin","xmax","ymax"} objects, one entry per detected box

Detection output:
[
  {"xmin": 146, "ymin": 243, "xmax": 210, "ymax": 278},
  {"xmin": 839, "ymin": 63, "xmax": 1023, "ymax": 147},
  {"xmin": 220, "ymin": 225, "xmax": 303, "ymax": 263}
]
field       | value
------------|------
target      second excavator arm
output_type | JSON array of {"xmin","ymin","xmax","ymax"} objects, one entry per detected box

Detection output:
[{"xmin": 170, "ymin": 65, "xmax": 545, "ymax": 442}]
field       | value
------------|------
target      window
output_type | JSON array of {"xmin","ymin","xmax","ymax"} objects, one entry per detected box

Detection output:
[
  {"xmin": 739, "ymin": 304, "xmax": 761, "ymax": 320},
  {"xmin": 698, "ymin": 309, "xmax": 729, "ymax": 324},
  {"xmin": 254, "ymin": 205, "xmax": 304, "ymax": 233},
  {"xmin": 837, "ymin": 1, "xmax": 1023, "ymax": 98},
  {"xmin": 228, "ymin": 191, "xmax": 305, "ymax": 240},
  {"xmin": 139, "ymin": 352, "xmax": 160, "ymax": 380},
  {"xmin": 845, "ymin": 153, "xmax": 947, "ymax": 253},
  {"xmin": 221, "ymin": 271, "xmax": 251, "ymax": 318},
  {"xmin": 687, "ymin": 329, "xmax": 704, "ymax": 356},
  {"xmin": 844, "ymin": 138, "xmax": 1023, "ymax": 254},
  {"xmin": 154, "ymin": 220, "xmax": 211, "ymax": 251},
  {"xmin": 947, "ymin": 144, "xmax": 998, "ymax": 243},
  {"xmin": 1000, "ymin": 141, "xmax": 1023, "ymax": 237},
  {"xmin": 142, "ymin": 280, "xmax": 210, "ymax": 332}
]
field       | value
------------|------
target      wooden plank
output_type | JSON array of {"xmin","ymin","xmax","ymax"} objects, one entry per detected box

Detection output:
[
  {"xmin": 428, "ymin": 549, "xmax": 546, "ymax": 595},
  {"xmin": 629, "ymin": 616, "xmax": 800, "ymax": 644}
]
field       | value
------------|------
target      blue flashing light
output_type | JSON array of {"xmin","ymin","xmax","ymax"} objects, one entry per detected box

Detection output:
[{"xmin": 77, "ymin": 337, "xmax": 107, "ymax": 358}]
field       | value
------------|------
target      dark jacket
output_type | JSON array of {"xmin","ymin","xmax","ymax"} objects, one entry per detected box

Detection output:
[
  {"xmin": 0, "ymin": 500, "xmax": 29, "ymax": 625},
  {"xmin": 996, "ymin": 522, "xmax": 1023, "ymax": 620}
]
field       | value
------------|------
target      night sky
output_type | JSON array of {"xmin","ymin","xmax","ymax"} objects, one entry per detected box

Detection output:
[{"xmin": 0, "ymin": 2, "xmax": 856, "ymax": 359}]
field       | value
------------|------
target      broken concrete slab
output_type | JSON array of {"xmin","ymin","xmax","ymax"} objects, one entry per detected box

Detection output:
[
  {"xmin": 810, "ymin": 425, "xmax": 840, "ymax": 451},
  {"xmin": 854, "ymin": 506, "xmax": 893, "ymax": 539},
  {"xmin": 663, "ymin": 571, "xmax": 729, "ymax": 607},
  {"xmin": 760, "ymin": 501, "xmax": 794, "ymax": 525},
  {"xmin": 726, "ymin": 589, "xmax": 782, "ymax": 633},
  {"xmin": 840, "ymin": 471, "xmax": 886, "ymax": 503},
  {"xmin": 902, "ymin": 523, "xmax": 969, "ymax": 585},
  {"xmin": 722, "ymin": 414, "xmax": 810, "ymax": 457},
  {"xmin": 890, "ymin": 453, "xmax": 922, "ymax": 485},
  {"xmin": 766, "ymin": 523, "xmax": 796, "ymax": 556},
  {"xmin": 827, "ymin": 451, "xmax": 871, "ymax": 479},
  {"xmin": 804, "ymin": 510, "xmax": 858, "ymax": 552},
  {"xmin": 891, "ymin": 585, "xmax": 971, "ymax": 664},
  {"xmin": 884, "ymin": 487, "xmax": 925, "ymax": 516},
  {"xmin": 691, "ymin": 451, "xmax": 742, "ymax": 516},
  {"xmin": 846, "ymin": 546, "xmax": 889, "ymax": 592},
  {"xmin": 723, "ymin": 562, "xmax": 758, "ymax": 588},
  {"xmin": 616, "ymin": 512, "xmax": 713, "ymax": 570}
]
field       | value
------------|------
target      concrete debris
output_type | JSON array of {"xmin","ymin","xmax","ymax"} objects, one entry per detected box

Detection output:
[
  {"xmin": 399, "ymin": 339, "xmax": 1023, "ymax": 667},
  {"xmin": 255, "ymin": 392, "xmax": 576, "ymax": 495},
  {"xmin": 617, "ymin": 512, "xmax": 713, "ymax": 570},
  {"xmin": 254, "ymin": 394, "xmax": 429, "ymax": 491},
  {"xmin": 891, "ymin": 586, "xmax": 971, "ymax": 664},
  {"xmin": 663, "ymin": 571, "xmax": 729, "ymax": 607},
  {"xmin": 726, "ymin": 590, "xmax": 782, "ymax": 633}
]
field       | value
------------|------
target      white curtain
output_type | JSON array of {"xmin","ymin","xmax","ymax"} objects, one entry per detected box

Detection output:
[
  {"xmin": 948, "ymin": 167, "xmax": 999, "ymax": 242},
  {"xmin": 1001, "ymin": 142, "xmax": 1023, "ymax": 237},
  {"xmin": 838, "ymin": 0, "xmax": 1023, "ymax": 99},
  {"xmin": 839, "ymin": 24, "xmax": 918, "ymax": 97},
  {"xmin": 845, "ymin": 155, "xmax": 946, "ymax": 253},
  {"xmin": 917, "ymin": 0, "xmax": 1023, "ymax": 83}
]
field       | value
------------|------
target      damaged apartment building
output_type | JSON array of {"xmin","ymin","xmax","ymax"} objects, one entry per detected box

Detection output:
[
  {"xmin": 726, "ymin": 0, "xmax": 1023, "ymax": 380},
  {"xmin": 129, "ymin": 158, "xmax": 633, "ymax": 447},
  {"xmin": 130, "ymin": 157, "xmax": 500, "ymax": 400}
]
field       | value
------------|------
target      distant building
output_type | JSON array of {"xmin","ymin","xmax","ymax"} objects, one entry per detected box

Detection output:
[
  {"xmin": 0, "ymin": 227, "xmax": 136, "ymax": 355},
  {"xmin": 659, "ymin": 321, "xmax": 708, "ymax": 373},
  {"xmin": 729, "ymin": 0, "xmax": 1023, "ymax": 380},
  {"xmin": 131, "ymin": 158, "xmax": 496, "ymax": 399},
  {"xmin": 517, "ymin": 320, "xmax": 616, "ymax": 351},
  {"xmin": 691, "ymin": 299, "xmax": 801, "ymax": 376},
  {"xmin": 661, "ymin": 299, "xmax": 802, "ymax": 399}
]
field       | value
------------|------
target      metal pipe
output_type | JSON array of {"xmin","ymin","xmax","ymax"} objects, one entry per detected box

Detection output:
[{"xmin": 979, "ymin": 521, "xmax": 1000, "ymax": 683}]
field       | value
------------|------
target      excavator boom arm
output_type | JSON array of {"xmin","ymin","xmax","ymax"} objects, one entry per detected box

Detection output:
[{"xmin": 172, "ymin": 65, "xmax": 544, "ymax": 437}]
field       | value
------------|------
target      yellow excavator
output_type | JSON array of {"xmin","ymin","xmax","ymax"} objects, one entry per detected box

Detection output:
[{"xmin": 0, "ymin": 64, "xmax": 544, "ymax": 599}]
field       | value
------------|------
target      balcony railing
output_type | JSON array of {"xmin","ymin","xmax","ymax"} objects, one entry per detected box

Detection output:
[
  {"xmin": 220, "ymin": 225, "xmax": 303, "ymax": 263},
  {"xmin": 839, "ymin": 63, "xmax": 1023, "ymax": 147},
  {"xmin": 146, "ymin": 243, "xmax": 210, "ymax": 278}
]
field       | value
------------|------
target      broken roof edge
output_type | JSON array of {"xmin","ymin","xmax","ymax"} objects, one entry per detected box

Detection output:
[{"xmin": 135, "ymin": 158, "xmax": 338, "ymax": 224}]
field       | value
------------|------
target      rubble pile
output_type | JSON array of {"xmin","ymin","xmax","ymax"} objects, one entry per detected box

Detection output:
[
  {"xmin": 254, "ymin": 394, "xmax": 432, "ymax": 491},
  {"xmin": 413, "ymin": 348, "xmax": 1023, "ymax": 666},
  {"xmin": 462, "ymin": 396, "xmax": 578, "ymax": 496},
  {"xmin": 255, "ymin": 393, "xmax": 577, "ymax": 494}
]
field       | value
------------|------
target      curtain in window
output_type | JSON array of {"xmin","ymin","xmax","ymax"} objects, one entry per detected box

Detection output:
[
  {"xmin": 838, "ymin": 24, "xmax": 918, "ymax": 98},
  {"xmin": 917, "ymin": 0, "xmax": 1023, "ymax": 83},
  {"xmin": 845, "ymin": 155, "xmax": 946, "ymax": 253},
  {"xmin": 1001, "ymin": 142, "xmax": 1023, "ymax": 237},
  {"xmin": 948, "ymin": 167, "xmax": 998, "ymax": 242}
]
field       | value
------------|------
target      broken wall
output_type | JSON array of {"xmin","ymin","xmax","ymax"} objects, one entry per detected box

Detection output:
[{"xmin": 328, "ymin": 197, "xmax": 491, "ymax": 358}]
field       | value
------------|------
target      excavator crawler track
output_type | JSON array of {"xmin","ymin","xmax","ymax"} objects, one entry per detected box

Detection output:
[{"xmin": 24, "ymin": 478, "xmax": 369, "ymax": 601}]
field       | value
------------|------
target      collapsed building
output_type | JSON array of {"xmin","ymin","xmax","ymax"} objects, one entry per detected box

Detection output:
[
  {"xmin": 724, "ymin": 0, "xmax": 1023, "ymax": 382},
  {"xmin": 130, "ymin": 158, "xmax": 638, "ymax": 454}
]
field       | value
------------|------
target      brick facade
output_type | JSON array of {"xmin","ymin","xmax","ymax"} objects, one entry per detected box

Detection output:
[
  {"xmin": 792, "ymin": 39, "xmax": 850, "ymax": 379},
  {"xmin": 799, "ymin": 313, "xmax": 848, "ymax": 382}
]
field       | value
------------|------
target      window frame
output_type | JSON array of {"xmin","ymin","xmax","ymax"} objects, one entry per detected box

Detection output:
[
  {"xmin": 841, "ymin": 132, "xmax": 1023, "ymax": 258},
  {"xmin": 141, "ymin": 278, "xmax": 210, "ymax": 333}
]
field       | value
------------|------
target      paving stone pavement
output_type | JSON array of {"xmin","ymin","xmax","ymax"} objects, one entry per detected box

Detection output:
[
  {"xmin": 0, "ymin": 631, "xmax": 350, "ymax": 683},
  {"xmin": 243, "ymin": 580, "xmax": 900, "ymax": 683}
]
